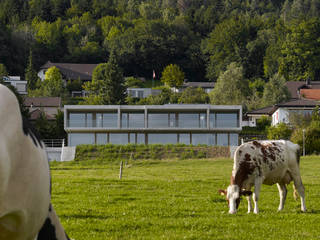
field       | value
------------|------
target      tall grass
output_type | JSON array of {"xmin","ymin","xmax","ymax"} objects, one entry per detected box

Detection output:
[{"xmin": 51, "ymin": 155, "xmax": 320, "ymax": 240}]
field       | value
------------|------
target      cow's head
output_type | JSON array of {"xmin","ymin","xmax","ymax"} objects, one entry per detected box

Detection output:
[{"xmin": 219, "ymin": 185, "xmax": 252, "ymax": 214}]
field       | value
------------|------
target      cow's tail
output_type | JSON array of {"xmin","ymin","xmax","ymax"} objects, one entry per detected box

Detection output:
[{"xmin": 293, "ymin": 184, "xmax": 299, "ymax": 201}]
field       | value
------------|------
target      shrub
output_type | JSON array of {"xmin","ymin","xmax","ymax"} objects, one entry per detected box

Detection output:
[{"xmin": 267, "ymin": 123, "xmax": 292, "ymax": 140}]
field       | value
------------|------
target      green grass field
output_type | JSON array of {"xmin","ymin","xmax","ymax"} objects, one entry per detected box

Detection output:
[{"xmin": 50, "ymin": 156, "xmax": 320, "ymax": 240}]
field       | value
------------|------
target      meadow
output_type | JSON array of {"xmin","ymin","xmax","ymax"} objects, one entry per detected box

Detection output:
[{"xmin": 50, "ymin": 156, "xmax": 320, "ymax": 240}]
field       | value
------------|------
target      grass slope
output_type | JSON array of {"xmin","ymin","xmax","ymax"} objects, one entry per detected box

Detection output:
[{"xmin": 50, "ymin": 156, "xmax": 320, "ymax": 240}]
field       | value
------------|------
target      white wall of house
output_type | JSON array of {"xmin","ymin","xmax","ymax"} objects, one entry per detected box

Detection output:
[
  {"xmin": 272, "ymin": 108, "xmax": 289, "ymax": 126},
  {"xmin": 37, "ymin": 69, "xmax": 46, "ymax": 81},
  {"xmin": 3, "ymin": 76, "xmax": 27, "ymax": 95}
]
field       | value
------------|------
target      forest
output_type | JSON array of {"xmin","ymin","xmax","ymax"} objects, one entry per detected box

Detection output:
[{"xmin": 1, "ymin": 0, "xmax": 320, "ymax": 108}]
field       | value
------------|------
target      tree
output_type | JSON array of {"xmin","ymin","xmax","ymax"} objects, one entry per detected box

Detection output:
[
  {"xmin": 209, "ymin": 62, "xmax": 249, "ymax": 106},
  {"xmin": 178, "ymin": 87, "xmax": 209, "ymax": 104},
  {"xmin": 262, "ymin": 73, "xmax": 290, "ymax": 106},
  {"xmin": 0, "ymin": 63, "xmax": 8, "ymax": 82},
  {"xmin": 279, "ymin": 18, "xmax": 320, "ymax": 81},
  {"xmin": 42, "ymin": 66, "xmax": 64, "ymax": 97},
  {"xmin": 25, "ymin": 49, "xmax": 39, "ymax": 91},
  {"xmin": 161, "ymin": 64, "xmax": 185, "ymax": 88},
  {"xmin": 83, "ymin": 52, "xmax": 127, "ymax": 105},
  {"xmin": 267, "ymin": 122, "xmax": 292, "ymax": 140}
]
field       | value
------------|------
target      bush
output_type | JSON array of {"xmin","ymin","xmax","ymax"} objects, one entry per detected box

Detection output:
[{"xmin": 267, "ymin": 123, "xmax": 292, "ymax": 140}]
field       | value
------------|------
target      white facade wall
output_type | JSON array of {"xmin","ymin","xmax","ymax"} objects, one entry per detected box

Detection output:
[{"xmin": 272, "ymin": 108, "xmax": 289, "ymax": 126}]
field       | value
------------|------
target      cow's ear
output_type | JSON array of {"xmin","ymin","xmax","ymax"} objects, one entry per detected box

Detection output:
[
  {"xmin": 219, "ymin": 189, "xmax": 227, "ymax": 196},
  {"xmin": 240, "ymin": 190, "xmax": 252, "ymax": 196}
]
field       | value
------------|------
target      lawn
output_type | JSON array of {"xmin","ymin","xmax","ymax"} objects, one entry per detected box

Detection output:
[{"xmin": 50, "ymin": 156, "xmax": 320, "ymax": 240}]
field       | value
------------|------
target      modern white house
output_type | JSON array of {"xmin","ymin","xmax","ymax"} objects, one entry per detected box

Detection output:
[
  {"xmin": 127, "ymin": 88, "xmax": 162, "ymax": 98},
  {"xmin": 3, "ymin": 76, "xmax": 27, "ymax": 95},
  {"xmin": 64, "ymin": 104, "xmax": 242, "ymax": 147}
]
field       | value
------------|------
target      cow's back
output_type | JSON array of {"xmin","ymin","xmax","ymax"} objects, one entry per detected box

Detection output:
[{"xmin": 0, "ymin": 85, "xmax": 50, "ymax": 240}]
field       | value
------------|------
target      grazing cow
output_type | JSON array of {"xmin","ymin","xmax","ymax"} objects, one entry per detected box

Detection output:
[
  {"xmin": 219, "ymin": 140, "xmax": 306, "ymax": 214},
  {"xmin": 0, "ymin": 84, "xmax": 70, "ymax": 240}
]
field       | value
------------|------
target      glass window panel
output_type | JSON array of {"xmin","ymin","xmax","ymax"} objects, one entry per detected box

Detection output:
[
  {"xmin": 179, "ymin": 133, "xmax": 190, "ymax": 145},
  {"xmin": 121, "ymin": 113, "xmax": 128, "ymax": 128},
  {"xmin": 209, "ymin": 113, "xmax": 215, "ymax": 128},
  {"xmin": 148, "ymin": 113, "xmax": 168, "ymax": 128},
  {"xmin": 137, "ymin": 134, "xmax": 145, "ymax": 144},
  {"xmin": 103, "ymin": 113, "xmax": 118, "ymax": 128},
  {"xmin": 216, "ymin": 113, "xmax": 238, "ymax": 128},
  {"xmin": 69, "ymin": 113, "xmax": 86, "ymax": 127},
  {"xmin": 169, "ymin": 113, "xmax": 176, "ymax": 127},
  {"xmin": 68, "ymin": 133, "xmax": 94, "ymax": 146},
  {"xmin": 200, "ymin": 113, "xmax": 207, "ymax": 128},
  {"xmin": 148, "ymin": 134, "xmax": 177, "ymax": 144},
  {"xmin": 178, "ymin": 113, "xmax": 199, "ymax": 128},
  {"xmin": 128, "ymin": 113, "xmax": 144, "ymax": 128},
  {"xmin": 217, "ymin": 133, "xmax": 228, "ymax": 146},
  {"xmin": 96, "ymin": 113, "xmax": 103, "ymax": 127},
  {"xmin": 109, "ymin": 133, "xmax": 128, "ymax": 144},
  {"xmin": 129, "ymin": 133, "xmax": 135, "ymax": 143},
  {"xmin": 96, "ymin": 133, "xmax": 107, "ymax": 145},
  {"xmin": 192, "ymin": 134, "xmax": 214, "ymax": 145},
  {"xmin": 229, "ymin": 133, "xmax": 239, "ymax": 146},
  {"xmin": 86, "ymin": 113, "xmax": 93, "ymax": 127}
]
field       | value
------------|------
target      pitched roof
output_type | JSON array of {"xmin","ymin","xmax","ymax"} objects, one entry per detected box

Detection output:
[
  {"xmin": 246, "ymin": 105, "xmax": 276, "ymax": 116},
  {"xmin": 24, "ymin": 97, "xmax": 61, "ymax": 107},
  {"xmin": 40, "ymin": 61, "xmax": 99, "ymax": 81},
  {"xmin": 285, "ymin": 81, "xmax": 306, "ymax": 99},
  {"xmin": 300, "ymin": 89, "xmax": 320, "ymax": 100}
]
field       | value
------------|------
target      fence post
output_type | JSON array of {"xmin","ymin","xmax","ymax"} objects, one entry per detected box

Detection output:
[{"xmin": 119, "ymin": 161, "xmax": 123, "ymax": 180}]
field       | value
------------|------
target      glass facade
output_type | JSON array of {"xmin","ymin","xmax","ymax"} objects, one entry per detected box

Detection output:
[{"xmin": 66, "ymin": 107, "xmax": 241, "ymax": 146}]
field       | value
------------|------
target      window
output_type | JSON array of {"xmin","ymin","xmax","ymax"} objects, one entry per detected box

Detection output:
[
  {"xmin": 192, "ymin": 134, "xmax": 215, "ymax": 145},
  {"xmin": 217, "ymin": 133, "xmax": 228, "ymax": 146},
  {"xmin": 121, "ymin": 113, "xmax": 144, "ymax": 128},
  {"xmin": 148, "ymin": 133, "xmax": 178, "ymax": 144},
  {"xmin": 179, "ymin": 133, "xmax": 190, "ymax": 145},
  {"xmin": 102, "ymin": 113, "xmax": 118, "ymax": 128},
  {"xmin": 109, "ymin": 133, "xmax": 128, "ymax": 144},
  {"xmin": 178, "ymin": 113, "xmax": 206, "ymax": 128},
  {"xmin": 210, "ymin": 112, "xmax": 239, "ymax": 128},
  {"xmin": 68, "ymin": 113, "xmax": 86, "ymax": 127},
  {"xmin": 68, "ymin": 133, "xmax": 95, "ymax": 146},
  {"xmin": 148, "ymin": 113, "xmax": 169, "ymax": 128},
  {"xmin": 96, "ymin": 133, "xmax": 107, "ymax": 144},
  {"xmin": 129, "ymin": 133, "xmax": 145, "ymax": 144},
  {"xmin": 229, "ymin": 133, "xmax": 239, "ymax": 146}
]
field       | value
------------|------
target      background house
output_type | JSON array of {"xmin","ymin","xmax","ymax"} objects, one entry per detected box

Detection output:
[
  {"xmin": 24, "ymin": 97, "xmax": 62, "ymax": 121},
  {"xmin": 38, "ymin": 61, "xmax": 99, "ymax": 83},
  {"xmin": 245, "ymin": 80, "xmax": 320, "ymax": 126},
  {"xmin": 3, "ymin": 76, "xmax": 27, "ymax": 95}
]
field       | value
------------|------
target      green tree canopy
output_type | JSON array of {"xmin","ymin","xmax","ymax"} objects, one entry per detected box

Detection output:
[
  {"xmin": 83, "ymin": 52, "xmax": 127, "ymax": 105},
  {"xmin": 160, "ymin": 64, "xmax": 185, "ymax": 88},
  {"xmin": 178, "ymin": 87, "xmax": 209, "ymax": 104},
  {"xmin": 209, "ymin": 62, "xmax": 249, "ymax": 106},
  {"xmin": 262, "ymin": 73, "xmax": 290, "ymax": 106},
  {"xmin": 42, "ymin": 66, "xmax": 64, "ymax": 96}
]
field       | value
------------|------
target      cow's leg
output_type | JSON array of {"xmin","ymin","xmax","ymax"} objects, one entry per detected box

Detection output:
[
  {"xmin": 292, "ymin": 176, "xmax": 307, "ymax": 212},
  {"xmin": 253, "ymin": 177, "xmax": 263, "ymax": 214},
  {"xmin": 277, "ymin": 183, "xmax": 287, "ymax": 211},
  {"xmin": 247, "ymin": 196, "xmax": 252, "ymax": 213}
]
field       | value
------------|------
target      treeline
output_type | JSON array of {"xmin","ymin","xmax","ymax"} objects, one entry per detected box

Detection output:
[{"xmin": 2, "ymin": 0, "xmax": 320, "ymax": 105}]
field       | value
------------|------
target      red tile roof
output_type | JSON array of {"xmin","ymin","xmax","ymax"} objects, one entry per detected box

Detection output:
[{"xmin": 300, "ymin": 89, "xmax": 320, "ymax": 100}]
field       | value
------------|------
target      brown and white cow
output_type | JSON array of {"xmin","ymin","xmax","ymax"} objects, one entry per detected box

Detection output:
[
  {"xmin": 219, "ymin": 140, "xmax": 306, "ymax": 214},
  {"xmin": 0, "ymin": 84, "xmax": 70, "ymax": 240}
]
